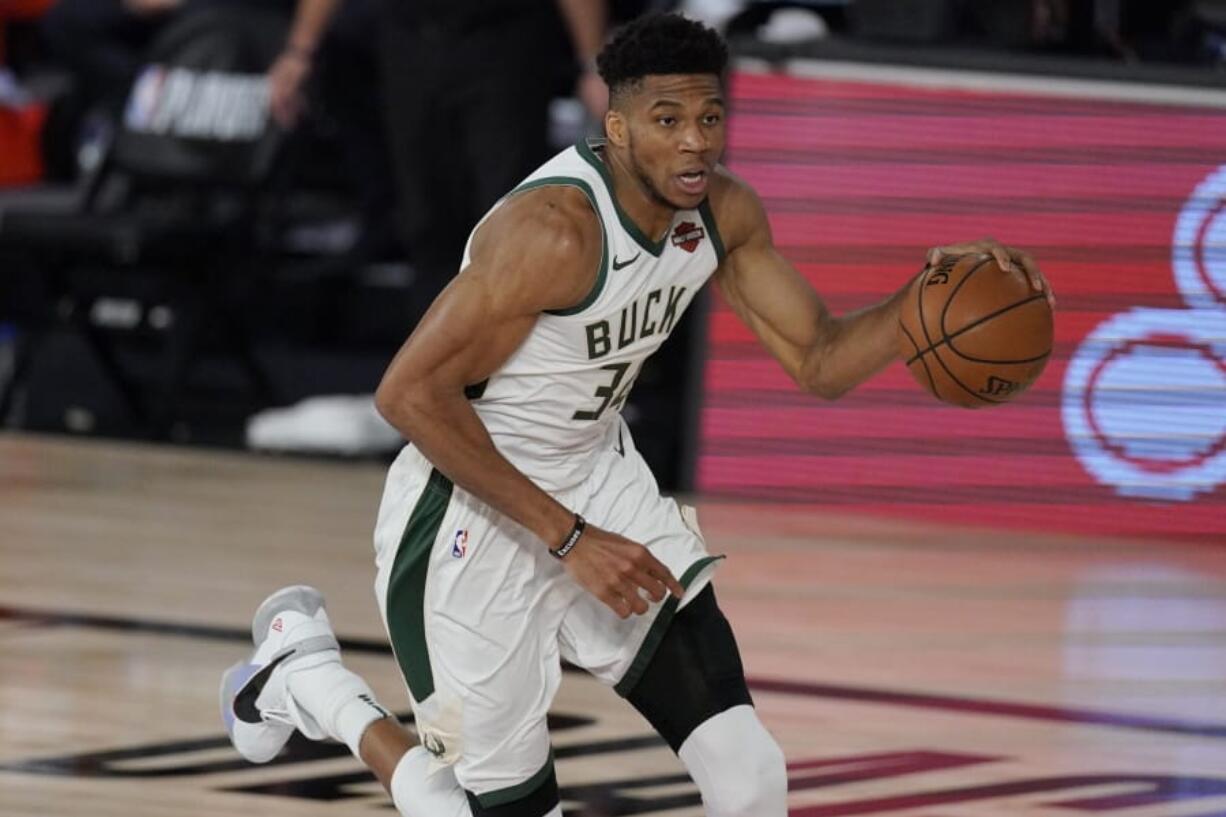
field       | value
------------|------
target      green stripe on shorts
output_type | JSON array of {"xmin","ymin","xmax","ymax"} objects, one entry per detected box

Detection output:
[
  {"xmin": 614, "ymin": 555, "xmax": 723, "ymax": 697},
  {"xmin": 386, "ymin": 467, "xmax": 453, "ymax": 703}
]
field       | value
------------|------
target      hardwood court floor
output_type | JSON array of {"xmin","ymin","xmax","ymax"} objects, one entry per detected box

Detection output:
[{"xmin": 2, "ymin": 431, "xmax": 1225, "ymax": 816}]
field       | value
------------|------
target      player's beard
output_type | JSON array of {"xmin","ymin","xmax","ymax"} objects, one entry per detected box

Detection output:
[{"xmin": 627, "ymin": 134, "xmax": 684, "ymax": 212}]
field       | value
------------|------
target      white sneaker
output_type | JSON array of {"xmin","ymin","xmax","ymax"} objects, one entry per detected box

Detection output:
[{"xmin": 220, "ymin": 585, "xmax": 340, "ymax": 763}]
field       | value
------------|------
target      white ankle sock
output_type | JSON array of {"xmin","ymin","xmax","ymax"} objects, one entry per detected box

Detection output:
[
  {"xmin": 390, "ymin": 746, "xmax": 471, "ymax": 817},
  {"xmin": 284, "ymin": 650, "xmax": 390, "ymax": 757}
]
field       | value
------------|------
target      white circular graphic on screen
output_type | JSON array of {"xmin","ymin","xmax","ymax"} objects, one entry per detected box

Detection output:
[
  {"xmin": 1062, "ymin": 308, "xmax": 1226, "ymax": 501},
  {"xmin": 1173, "ymin": 163, "xmax": 1226, "ymax": 309}
]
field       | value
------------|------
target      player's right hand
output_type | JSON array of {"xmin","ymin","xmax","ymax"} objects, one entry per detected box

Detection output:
[{"xmin": 560, "ymin": 525, "xmax": 685, "ymax": 619}]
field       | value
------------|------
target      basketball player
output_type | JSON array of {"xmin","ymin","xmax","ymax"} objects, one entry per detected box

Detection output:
[{"xmin": 220, "ymin": 13, "xmax": 1053, "ymax": 817}]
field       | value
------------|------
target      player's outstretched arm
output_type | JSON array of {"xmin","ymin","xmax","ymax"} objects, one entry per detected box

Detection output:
[
  {"xmin": 712, "ymin": 179, "xmax": 1052, "ymax": 399},
  {"xmin": 374, "ymin": 187, "xmax": 682, "ymax": 618},
  {"xmin": 711, "ymin": 178, "xmax": 905, "ymax": 399}
]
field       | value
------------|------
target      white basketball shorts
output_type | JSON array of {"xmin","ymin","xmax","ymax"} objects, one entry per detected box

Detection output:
[{"xmin": 371, "ymin": 420, "xmax": 720, "ymax": 808}]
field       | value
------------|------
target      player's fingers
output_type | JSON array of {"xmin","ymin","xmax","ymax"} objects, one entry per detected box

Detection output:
[
  {"xmin": 637, "ymin": 551, "xmax": 685, "ymax": 599},
  {"xmin": 932, "ymin": 239, "xmax": 995, "ymax": 261},
  {"xmin": 610, "ymin": 581, "xmax": 649, "ymax": 616},
  {"xmin": 628, "ymin": 547, "xmax": 685, "ymax": 599},
  {"xmin": 989, "ymin": 245, "xmax": 1019, "ymax": 278},
  {"xmin": 659, "ymin": 567, "xmax": 685, "ymax": 600},
  {"xmin": 630, "ymin": 568, "xmax": 668, "ymax": 603},
  {"xmin": 1006, "ymin": 248, "xmax": 1035, "ymax": 285},
  {"xmin": 1013, "ymin": 251, "xmax": 1051, "ymax": 302},
  {"xmin": 604, "ymin": 590, "xmax": 632, "ymax": 620}
]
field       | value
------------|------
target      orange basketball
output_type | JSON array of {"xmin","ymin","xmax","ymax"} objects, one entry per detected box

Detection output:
[{"xmin": 898, "ymin": 253, "xmax": 1053, "ymax": 408}]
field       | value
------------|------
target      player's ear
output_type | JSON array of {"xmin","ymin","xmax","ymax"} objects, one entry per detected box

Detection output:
[{"xmin": 605, "ymin": 109, "xmax": 628, "ymax": 148}]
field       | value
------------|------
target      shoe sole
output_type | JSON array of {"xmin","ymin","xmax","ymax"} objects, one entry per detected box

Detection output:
[{"xmin": 251, "ymin": 585, "xmax": 327, "ymax": 646}]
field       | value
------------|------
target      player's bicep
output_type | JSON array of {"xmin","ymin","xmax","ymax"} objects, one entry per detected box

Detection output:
[
  {"xmin": 383, "ymin": 270, "xmax": 538, "ymax": 396},
  {"xmin": 718, "ymin": 231, "xmax": 832, "ymax": 382},
  {"xmin": 377, "ymin": 189, "xmax": 598, "ymax": 404}
]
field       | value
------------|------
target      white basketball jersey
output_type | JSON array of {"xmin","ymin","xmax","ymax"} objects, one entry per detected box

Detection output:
[{"xmin": 461, "ymin": 140, "xmax": 726, "ymax": 492}]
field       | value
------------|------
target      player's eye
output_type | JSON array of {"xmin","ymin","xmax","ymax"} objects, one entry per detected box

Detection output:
[
  {"xmin": 702, "ymin": 113, "xmax": 722, "ymax": 126},
  {"xmin": 657, "ymin": 116, "xmax": 676, "ymax": 127}
]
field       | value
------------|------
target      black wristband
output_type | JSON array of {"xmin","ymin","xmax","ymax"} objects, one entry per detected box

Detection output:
[{"xmin": 550, "ymin": 514, "xmax": 585, "ymax": 559}]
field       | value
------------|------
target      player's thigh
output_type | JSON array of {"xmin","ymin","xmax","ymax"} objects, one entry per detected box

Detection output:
[
  {"xmin": 373, "ymin": 446, "xmax": 573, "ymax": 808},
  {"xmin": 558, "ymin": 434, "xmax": 722, "ymax": 693}
]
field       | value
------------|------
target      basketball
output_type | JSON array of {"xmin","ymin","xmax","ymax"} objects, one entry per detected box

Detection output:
[{"xmin": 898, "ymin": 253, "xmax": 1053, "ymax": 408}]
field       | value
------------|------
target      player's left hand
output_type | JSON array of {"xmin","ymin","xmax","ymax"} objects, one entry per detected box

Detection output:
[
  {"xmin": 927, "ymin": 238, "xmax": 1055, "ymax": 309},
  {"xmin": 560, "ymin": 523, "xmax": 685, "ymax": 619}
]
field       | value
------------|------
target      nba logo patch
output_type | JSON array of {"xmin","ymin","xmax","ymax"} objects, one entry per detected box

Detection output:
[
  {"xmin": 671, "ymin": 220, "xmax": 705, "ymax": 253},
  {"xmin": 452, "ymin": 530, "xmax": 469, "ymax": 559}
]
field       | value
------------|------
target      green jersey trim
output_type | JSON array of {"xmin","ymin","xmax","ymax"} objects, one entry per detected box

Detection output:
[
  {"xmin": 576, "ymin": 139, "xmax": 668, "ymax": 258},
  {"xmin": 697, "ymin": 197, "xmax": 727, "ymax": 264},
  {"xmin": 511, "ymin": 175, "xmax": 609, "ymax": 317}
]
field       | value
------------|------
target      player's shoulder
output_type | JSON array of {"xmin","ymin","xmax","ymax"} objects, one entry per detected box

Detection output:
[
  {"xmin": 500, "ymin": 184, "xmax": 600, "ymax": 245},
  {"xmin": 468, "ymin": 184, "xmax": 601, "ymax": 312},
  {"xmin": 705, "ymin": 166, "xmax": 768, "ymax": 252},
  {"xmin": 476, "ymin": 184, "xmax": 601, "ymax": 266}
]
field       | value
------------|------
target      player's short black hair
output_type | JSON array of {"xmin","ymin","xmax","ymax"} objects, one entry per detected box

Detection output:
[{"xmin": 596, "ymin": 13, "xmax": 728, "ymax": 103}]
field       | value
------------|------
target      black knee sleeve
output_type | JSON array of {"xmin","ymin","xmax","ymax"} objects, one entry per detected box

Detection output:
[{"xmin": 624, "ymin": 585, "xmax": 753, "ymax": 752}]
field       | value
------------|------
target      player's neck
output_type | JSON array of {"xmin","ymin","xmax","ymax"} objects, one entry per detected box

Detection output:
[{"xmin": 603, "ymin": 149, "xmax": 676, "ymax": 243}]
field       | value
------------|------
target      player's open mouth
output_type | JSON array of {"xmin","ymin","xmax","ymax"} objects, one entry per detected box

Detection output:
[{"xmin": 676, "ymin": 170, "xmax": 707, "ymax": 195}]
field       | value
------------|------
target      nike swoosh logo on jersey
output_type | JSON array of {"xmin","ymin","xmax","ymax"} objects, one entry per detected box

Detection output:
[
  {"xmin": 612, "ymin": 252, "xmax": 641, "ymax": 271},
  {"xmin": 232, "ymin": 649, "xmax": 296, "ymax": 724}
]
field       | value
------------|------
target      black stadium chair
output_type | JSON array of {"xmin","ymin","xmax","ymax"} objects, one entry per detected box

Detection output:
[{"xmin": 0, "ymin": 6, "xmax": 293, "ymax": 435}]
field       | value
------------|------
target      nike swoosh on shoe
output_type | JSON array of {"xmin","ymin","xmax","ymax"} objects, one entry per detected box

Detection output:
[{"xmin": 232, "ymin": 649, "xmax": 296, "ymax": 724}]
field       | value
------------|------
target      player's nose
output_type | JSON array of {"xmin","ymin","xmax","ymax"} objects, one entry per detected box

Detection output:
[{"xmin": 679, "ymin": 121, "xmax": 708, "ymax": 153}]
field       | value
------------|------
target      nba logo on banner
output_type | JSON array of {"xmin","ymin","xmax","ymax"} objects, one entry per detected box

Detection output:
[{"xmin": 1062, "ymin": 164, "xmax": 1226, "ymax": 501}]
